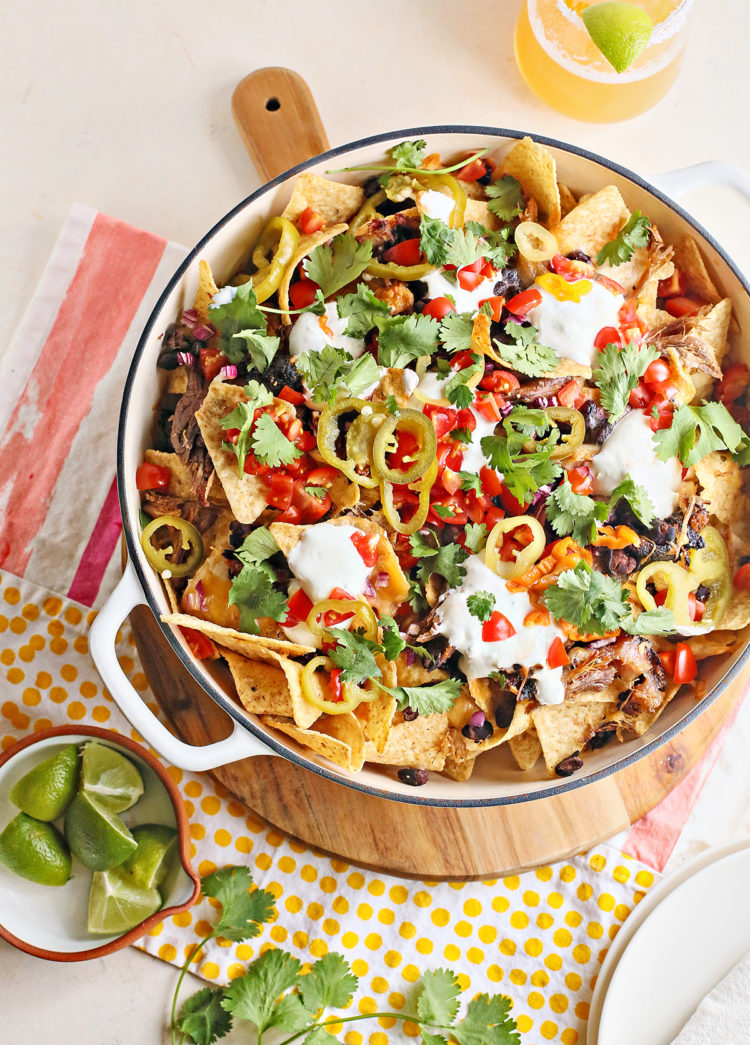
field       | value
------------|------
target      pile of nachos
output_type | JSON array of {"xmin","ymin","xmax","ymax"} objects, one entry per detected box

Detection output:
[{"xmin": 135, "ymin": 136, "xmax": 750, "ymax": 784}]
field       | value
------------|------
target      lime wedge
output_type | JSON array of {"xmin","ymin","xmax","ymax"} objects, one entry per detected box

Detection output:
[
  {"xmin": 87, "ymin": 866, "xmax": 162, "ymax": 935},
  {"xmin": 80, "ymin": 742, "xmax": 144, "ymax": 813},
  {"xmin": 0, "ymin": 813, "xmax": 71, "ymax": 886},
  {"xmin": 64, "ymin": 792, "xmax": 137, "ymax": 871},
  {"xmin": 581, "ymin": 2, "xmax": 654, "ymax": 73},
  {"xmin": 121, "ymin": 824, "xmax": 178, "ymax": 890},
  {"xmin": 9, "ymin": 743, "xmax": 80, "ymax": 821}
]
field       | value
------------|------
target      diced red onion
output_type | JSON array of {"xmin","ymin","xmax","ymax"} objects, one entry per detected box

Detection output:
[
  {"xmin": 374, "ymin": 571, "xmax": 390, "ymax": 588},
  {"xmin": 183, "ymin": 581, "xmax": 205, "ymax": 613},
  {"xmin": 405, "ymin": 648, "xmax": 416, "ymax": 666},
  {"xmin": 530, "ymin": 483, "xmax": 552, "ymax": 508},
  {"xmin": 469, "ymin": 710, "xmax": 486, "ymax": 727},
  {"xmin": 193, "ymin": 322, "xmax": 216, "ymax": 341},
  {"xmin": 176, "ymin": 351, "xmax": 194, "ymax": 366},
  {"xmin": 363, "ymin": 578, "xmax": 376, "ymax": 598},
  {"xmin": 220, "ymin": 365, "xmax": 238, "ymax": 380},
  {"xmin": 181, "ymin": 308, "xmax": 200, "ymax": 328},
  {"xmin": 500, "ymin": 403, "xmax": 514, "ymax": 418}
]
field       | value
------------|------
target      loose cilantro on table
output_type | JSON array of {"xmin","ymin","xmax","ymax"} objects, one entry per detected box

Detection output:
[
  {"xmin": 336, "ymin": 283, "xmax": 391, "ymax": 338},
  {"xmin": 409, "ymin": 529, "xmax": 468, "ymax": 589},
  {"xmin": 494, "ymin": 320, "xmax": 558, "ymax": 378},
  {"xmin": 485, "ymin": 175, "xmax": 525, "ymax": 222},
  {"xmin": 305, "ymin": 234, "xmax": 373, "ymax": 298},
  {"xmin": 377, "ymin": 313, "xmax": 440, "ymax": 368},
  {"xmin": 596, "ymin": 212, "xmax": 652, "ymax": 267},
  {"xmin": 546, "ymin": 478, "xmax": 610, "ymax": 546},
  {"xmin": 593, "ymin": 341, "xmax": 660, "ymax": 421},
  {"xmin": 543, "ymin": 560, "xmax": 675, "ymax": 637},
  {"xmin": 171, "ymin": 866, "xmax": 519, "ymax": 1045},
  {"xmin": 250, "ymin": 413, "xmax": 302, "ymax": 469},
  {"xmin": 439, "ymin": 312, "xmax": 475, "ymax": 353},
  {"xmin": 609, "ymin": 475, "xmax": 655, "ymax": 528},
  {"xmin": 209, "ymin": 283, "xmax": 280, "ymax": 369},
  {"xmin": 653, "ymin": 401, "xmax": 746, "ymax": 467},
  {"xmin": 296, "ymin": 346, "xmax": 380, "ymax": 404},
  {"xmin": 467, "ymin": 591, "xmax": 496, "ymax": 623}
]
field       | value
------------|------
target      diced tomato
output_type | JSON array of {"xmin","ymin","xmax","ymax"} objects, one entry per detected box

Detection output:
[
  {"xmin": 618, "ymin": 299, "xmax": 647, "ymax": 342},
  {"xmin": 466, "ymin": 488, "xmax": 491, "ymax": 524},
  {"xmin": 567, "ymin": 465, "xmax": 593, "ymax": 495},
  {"xmin": 473, "ymin": 394, "xmax": 503, "ymax": 423},
  {"xmin": 657, "ymin": 269, "xmax": 687, "ymax": 299},
  {"xmin": 424, "ymin": 406, "xmax": 458, "ymax": 440},
  {"xmin": 328, "ymin": 667, "xmax": 344, "ymax": 702},
  {"xmin": 305, "ymin": 465, "xmax": 341, "ymax": 487},
  {"xmin": 482, "ymin": 610, "xmax": 516, "ymax": 643},
  {"xmin": 180, "ymin": 627, "xmax": 216, "ymax": 661},
  {"xmin": 451, "ymin": 350, "xmax": 477, "ymax": 371},
  {"xmin": 456, "ymin": 407, "xmax": 477, "ymax": 432},
  {"xmin": 299, "ymin": 207, "xmax": 324, "ymax": 235},
  {"xmin": 456, "ymin": 157, "xmax": 488, "ymax": 182},
  {"xmin": 547, "ymin": 637, "xmax": 570, "ymax": 669},
  {"xmin": 673, "ymin": 642, "xmax": 698, "ymax": 685},
  {"xmin": 493, "ymin": 482, "xmax": 526, "ymax": 516},
  {"xmin": 429, "ymin": 491, "xmax": 468, "ymax": 527},
  {"xmin": 628, "ymin": 382, "xmax": 652, "ymax": 410},
  {"xmin": 484, "ymin": 505, "xmax": 506, "ymax": 530},
  {"xmin": 243, "ymin": 451, "xmax": 270, "ymax": 476},
  {"xmin": 289, "ymin": 278, "xmax": 320, "ymax": 310},
  {"xmin": 422, "ymin": 297, "xmax": 456, "ymax": 321},
  {"xmin": 733, "ymin": 563, "xmax": 750, "ymax": 590},
  {"xmin": 284, "ymin": 588, "xmax": 314, "ymax": 627},
  {"xmin": 649, "ymin": 402, "xmax": 674, "ymax": 432},
  {"xmin": 506, "ymin": 288, "xmax": 542, "ymax": 317},
  {"xmin": 665, "ymin": 296, "xmax": 704, "ymax": 318},
  {"xmin": 276, "ymin": 480, "xmax": 331, "ymax": 524},
  {"xmin": 136, "ymin": 461, "xmax": 171, "ymax": 491},
  {"xmin": 351, "ymin": 531, "xmax": 379, "ymax": 567},
  {"xmin": 441, "ymin": 468, "xmax": 463, "ymax": 495},
  {"xmin": 594, "ymin": 326, "xmax": 621, "ymax": 351},
  {"xmin": 199, "ymin": 346, "xmax": 225, "ymax": 381},
  {"xmin": 480, "ymin": 369, "xmax": 519, "ymax": 393},
  {"xmin": 653, "ymin": 590, "xmax": 668, "ymax": 607},
  {"xmin": 478, "ymin": 295, "xmax": 505, "ymax": 322},
  {"xmin": 457, "ymin": 265, "xmax": 485, "ymax": 292},
  {"xmin": 480, "ymin": 466, "xmax": 505, "ymax": 498},
  {"xmin": 550, "ymin": 254, "xmax": 587, "ymax": 282},
  {"xmin": 266, "ymin": 473, "xmax": 294, "ymax": 510},
  {"xmin": 659, "ymin": 649, "xmax": 676, "ymax": 676},
  {"xmin": 557, "ymin": 380, "xmax": 584, "ymax": 409},
  {"xmin": 717, "ymin": 364, "xmax": 750, "ymax": 403},
  {"xmin": 437, "ymin": 442, "xmax": 464, "ymax": 472},
  {"xmin": 688, "ymin": 592, "xmax": 705, "ymax": 623},
  {"xmin": 384, "ymin": 238, "xmax": 422, "ymax": 266},
  {"xmin": 295, "ymin": 431, "xmax": 317, "ymax": 452},
  {"xmin": 330, "ymin": 587, "xmax": 354, "ymax": 601},
  {"xmin": 278, "ymin": 384, "xmax": 305, "ymax": 405},
  {"xmin": 643, "ymin": 359, "xmax": 671, "ymax": 385}
]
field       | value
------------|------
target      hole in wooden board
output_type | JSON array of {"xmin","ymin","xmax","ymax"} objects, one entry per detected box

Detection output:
[{"xmin": 265, "ymin": 97, "xmax": 281, "ymax": 112}]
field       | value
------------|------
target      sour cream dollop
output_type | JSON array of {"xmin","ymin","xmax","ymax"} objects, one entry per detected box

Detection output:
[
  {"xmin": 460, "ymin": 406, "xmax": 501, "ymax": 475},
  {"xmin": 435, "ymin": 557, "xmax": 565, "ymax": 705},
  {"xmin": 527, "ymin": 278, "xmax": 623, "ymax": 368},
  {"xmin": 289, "ymin": 302, "xmax": 366, "ymax": 359},
  {"xmin": 286, "ymin": 522, "xmax": 371, "ymax": 604},
  {"xmin": 421, "ymin": 269, "xmax": 497, "ymax": 315},
  {"xmin": 419, "ymin": 189, "xmax": 455, "ymax": 224},
  {"xmin": 591, "ymin": 409, "xmax": 682, "ymax": 520}
]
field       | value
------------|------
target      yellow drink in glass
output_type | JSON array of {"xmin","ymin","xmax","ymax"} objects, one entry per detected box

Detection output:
[{"xmin": 515, "ymin": 0, "xmax": 694, "ymax": 122}]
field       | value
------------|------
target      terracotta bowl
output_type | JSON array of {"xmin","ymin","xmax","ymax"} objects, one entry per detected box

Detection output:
[{"xmin": 0, "ymin": 725, "xmax": 200, "ymax": 961}]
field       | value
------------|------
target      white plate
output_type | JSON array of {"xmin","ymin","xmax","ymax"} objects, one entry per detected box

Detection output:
[{"xmin": 590, "ymin": 837, "xmax": 750, "ymax": 1045}]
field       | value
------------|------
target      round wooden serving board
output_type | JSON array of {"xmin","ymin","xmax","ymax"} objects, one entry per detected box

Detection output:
[{"xmin": 131, "ymin": 69, "xmax": 749, "ymax": 879}]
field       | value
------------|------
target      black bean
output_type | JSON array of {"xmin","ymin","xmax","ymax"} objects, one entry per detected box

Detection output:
[
  {"xmin": 462, "ymin": 720, "xmax": 493, "ymax": 742},
  {"xmin": 397, "ymin": 768, "xmax": 429, "ymax": 786},
  {"xmin": 555, "ymin": 754, "xmax": 584, "ymax": 777},
  {"xmin": 493, "ymin": 267, "xmax": 521, "ymax": 299},
  {"xmin": 566, "ymin": 250, "xmax": 591, "ymax": 264},
  {"xmin": 362, "ymin": 176, "xmax": 381, "ymax": 198},
  {"xmin": 402, "ymin": 707, "xmax": 419, "ymax": 722}
]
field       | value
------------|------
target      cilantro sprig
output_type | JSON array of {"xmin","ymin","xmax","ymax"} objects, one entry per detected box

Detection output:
[
  {"xmin": 330, "ymin": 141, "xmax": 489, "ymax": 177},
  {"xmin": 295, "ymin": 346, "xmax": 380, "ymax": 404},
  {"xmin": 251, "ymin": 413, "xmax": 302, "ymax": 469},
  {"xmin": 547, "ymin": 473, "xmax": 656, "ymax": 546},
  {"xmin": 593, "ymin": 342, "xmax": 660, "ymax": 421},
  {"xmin": 485, "ymin": 175, "xmax": 525, "ymax": 222},
  {"xmin": 227, "ymin": 529, "xmax": 287, "ymax": 635},
  {"xmin": 377, "ymin": 312, "xmax": 440, "ymax": 368},
  {"xmin": 467, "ymin": 591, "xmax": 496, "ymax": 623},
  {"xmin": 209, "ymin": 283, "xmax": 280, "ymax": 369},
  {"xmin": 480, "ymin": 407, "xmax": 563, "ymax": 505},
  {"xmin": 221, "ymin": 382, "xmax": 273, "ymax": 476},
  {"xmin": 410, "ymin": 529, "xmax": 468, "ymax": 589},
  {"xmin": 305, "ymin": 234, "xmax": 373, "ymax": 298},
  {"xmin": 172, "ymin": 866, "xmax": 520, "ymax": 1045},
  {"xmin": 596, "ymin": 212, "xmax": 652, "ymax": 267},
  {"xmin": 653, "ymin": 401, "xmax": 746, "ymax": 467},
  {"xmin": 544, "ymin": 560, "xmax": 675, "ymax": 636},
  {"xmin": 494, "ymin": 320, "xmax": 558, "ymax": 378}
]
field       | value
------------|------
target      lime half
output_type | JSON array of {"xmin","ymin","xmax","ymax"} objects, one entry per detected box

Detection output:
[
  {"xmin": 64, "ymin": 792, "xmax": 137, "ymax": 871},
  {"xmin": 9, "ymin": 743, "xmax": 80, "ymax": 822},
  {"xmin": 581, "ymin": 2, "xmax": 654, "ymax": 73},
  {"xmin": 121, "ymin": 824, "xmax": 178, "ymax": 890},
  {"xmin": 87, "ymin": 866, "xmax": 162, "ymax": 935},
  {"xmin": 0, "ymin": 813, "xmax": 71, "ymax": 886},
  {"xmin": 80, "ymin": 742, "xmax": 144, "ymax": 813}
]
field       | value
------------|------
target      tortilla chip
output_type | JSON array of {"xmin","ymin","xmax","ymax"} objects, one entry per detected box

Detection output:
[
  {"xmin": 552, "ymin": 186, "xmax": 630, "ymax": 257},
  {"xmin": 394, "ymin": 655, "xmax": 449, "ymax": 687},
  {"xmin": 694, "ymin": 452, "xmax": 748, "ymax": 526},
  {"xmin": 162, "ymin": 612, "xmax": 314, "ymax": 658},
  {"xmin": 364, "ymin": 712, "xmax": 451, "ymax": 770},
  {"xmin": 689, "ymin": 298, "xmax": 734, "ymax": 401},
  {"xmin": 162, "ymin": 578, "xmax": 181, "ymax": 615},
  {"xmin": 195, "ymin": 382, "xmax": 269, "ymax": 524},
  {"xmin": 263, "ymin": 712, "xmax": 365, "ymax": 772},
  {"xmin": 223, "ymin": 648, "xmax": 310, "ymax": 721},
  {"xmin": 143, "ymin": 450, "xmax": 195, "ymax": 500},
  {"xmin": 719, "ymin": 533, "xmax": 750, "ymax": 631},
  {"xmin": 471, "ymin": 312, "xmax": 492, "ymax": 359},
  {"xmin": 328, "ymin": 473, "xmax": 360, "ymax": 516},
  {"xmin": 281, "ymin": 173, "xmax": 364, "ymax": 228},
  {"xmin": 508, "ymin": 727, "xmax": 542, "ymax": 771},
  {"xmin": 453, "ymin": 694, "xmax": 533, "ymax": 760},
  {"xmin": 686, "ymin": 631, "xmax": 740, "ymax": 659},
  {"xmin": 673, "ymin": 236, "xmax": 722, "ymax": 304},
  {"xmin": 279, "ymin": 223, "xmax": 348, "ymax": 324},
  {"xmin": 499, "ymin": 137, "xmax": 561, "ymax": 227},
  {"xmin": 355, "ymin": 691, "xmax": 396, "ymax": 755},
  {"xmin": 464, "ymin": 198, "xmax": 501, "ymax": 231},
  {"xmin": 442, "ymin": 749, "xmax": 476, "ymax": 781},
  {"xmin": 557, "ymin": 183, "xmax": 577, "ymax": 219},
  {"xmin": 664, "ymin": 347, "xmax": 695, "ymax": 406},
  {"xmin": 193, "ymin": 259, "xmax": 219, "ymax": 320},
  {"xmin": 181, "ymin": 516, "xmax": 238, "ymax": 629},
  {"xmin": 270, "ymin": 515, "xmax": 409, "ymax": 616},
  {"xmin": 550, "ymin": 358, "xmax": 592, "ymax": 381},
  {"xmin": 532, "ymin": 700, "xmax": 616, "ymax": 775},
  {"xmin": 603, "ymin": 247, "xmax": 652, "ymax": 297}
]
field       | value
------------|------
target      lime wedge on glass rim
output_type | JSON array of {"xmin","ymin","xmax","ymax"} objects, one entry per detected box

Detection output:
[
  {"xmin": 121, "ymin": 823, "xmax": 178, "ymax": 890},
  {"xmin": 80, "ymin": 741, "xmax": 144, "ymax": 813},
  {"xmin": 581, "ymin": 2, "xmax": 655, "ymax": 74},
  {"xmin": 9, "ymin": 743, "xmax": 80, "ymax": 821},
  {"xmin": 87, "ymin": 866, "xmax": 162, "ymax": 935}
]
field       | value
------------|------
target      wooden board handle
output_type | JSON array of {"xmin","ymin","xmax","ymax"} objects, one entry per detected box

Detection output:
[{"xmin": 232, "ymin": 68, "xmax": 329, "ymax": 182}]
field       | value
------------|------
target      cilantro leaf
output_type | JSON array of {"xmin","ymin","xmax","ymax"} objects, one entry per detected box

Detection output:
[
  {"xmin": 326, "ymin": 628, "xmax": 382, "ymax": 686},
  {"xmin": 222, "ymin": 949, "xmax": 303, "ymax": 1035},
  {"xmin": 306, "ymin": 234, "xmax": 373, "ymax": 298},
  {"xmin": 244, "ymin": 380, "xmax": 274, "ymax": 411},
  {"xmin": 390, "ymin": 138, "xmax": 427, "ymax": 170},
  {"xmin": 420, "ymin": 214, "xmax": 455, "ymax": 267},
  {"xmin": 177, "ymin": 987, "xmax": 232, "ymax": 1045},
  {"xmin": 410, "ymin": 529, "xmax": 468, "ymax": 589},
  {"xmin": 609, "ymin": 475, "xmax": 655, "ymax": 528},
  {"xmin": 653, "ymin": 401, "xmax": 745, "ymax": 467},
  {"xmin": 251, "ymin": 413, "xmax": 303, "ymax": 468},
  {"xmin": 201, "ymin": 866, "xmax": 276, "ymax": 942},
  {"xmin": 597, "ymin": 211, "xmax": 652, "ymax": 267},
  {"xmin": 546, "ymin": 478, "xmax": 609, "ymax": 545},
  {"xmin": 485, "ymin": 175, "xmax": 524, "ymax": 222},
  {"xmin": 234, "ymin": 526, "xmax": 281, "ymax": 568},
  {"xmin": 481, "ymin": 431, "xmax": 562, "ymax": 505},
  {"xmin": 417, "ymin": 969, "xmax": 461, "ymax": 1026},
  {"xmin": 463, "ymin": 522, "xmax": 488, "ymax": 553},
  {"xmin": 433, "ymin": 504, "xmax": 456, "ymax": 520},
  {"xmin": 233, "ymin": 330, "xmax": 280, "ymax": 372},
  {"xmin": 494, "ymin": 321, "xmax": 557, "ymax": 378},
  {"xmin": 443, "ymin": 227, "xmax": 485, "ymax": 270},
  {"xmin": 459, "ymin": 471, "xmax": 483, "ymax": 495},
  {"xmin": 228, "ymin": 563, "xmax": 288, "ymax": 634},
  {"xmin": 336, "ymin": 283, "xmax": 391, "ymax": 338},
  {"xmin": 389, "ymin": 678, "xmax": 463, "ymax": 716},
  {"xmin": 503, "ymin": 405, "xmax": 552, "ymax": 438},
  {"xmin": 379, "ymin": 616, "xmax": 406, "ymax": 661},
  {"xmin": 452, "ymin": 993, "xmax": 521, "ymax": 1045},
  {"xmin": 296, "ymin": 345, "xmax": 380, "ymax": 405},
  {"xmin": 467, "ymin": 591, "xmax": 496, "ymax": 623},
  {"xmin": 440, "ymin": 312, "xmax": 475, "ymax": 353},
  {"xmin": 221, "ymin": 402, "xmax": 256, "ymax": 476},
  {"xmin": 593, "ymin": 342, "xmax": 660, "ymax": 421},
  {"xmin": 299, "ymin": 953, "xmax": 358, "ymax": 1012},
  {"xmin": 209, "ymin": 283, "xmax": 269, "ymax": 365},
  {"xmin": 622, "ymin": 609, "xmax": 676, "ymax": 636},
  {"xmin": 386, "ymin": 395, "xmax": 400, "ymax": 414},
  {"xmin": 304, "ymin": 485, "xmax": 327, "ymax": 499},
  {"xmin": 464, "ymin": 221, "xmax": 516, "ymax": 268},
  {"xmin": 544, "ymin": 560, "xmax": 674, "ymax": 637},
  {"xmin": 446, "ymin": 360, "xmax": 482, "ymax": 408},
  {"xmin": 377, "ymin": 313, "xmax": 440, "ymax": 368}
]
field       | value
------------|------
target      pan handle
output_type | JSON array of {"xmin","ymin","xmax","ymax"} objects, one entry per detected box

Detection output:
[
  {"xmin": 651, "ymin": 161, "xmax": 750, "ymax": 206},
  {"xmin": 89, "ymin": 562, "xmax": 270, "ymax": 771}
]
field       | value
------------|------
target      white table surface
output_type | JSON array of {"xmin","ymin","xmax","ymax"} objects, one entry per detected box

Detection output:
[{"xmin": 2, "ymin": 1, "xmax": 750, "ymax": 1041}]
